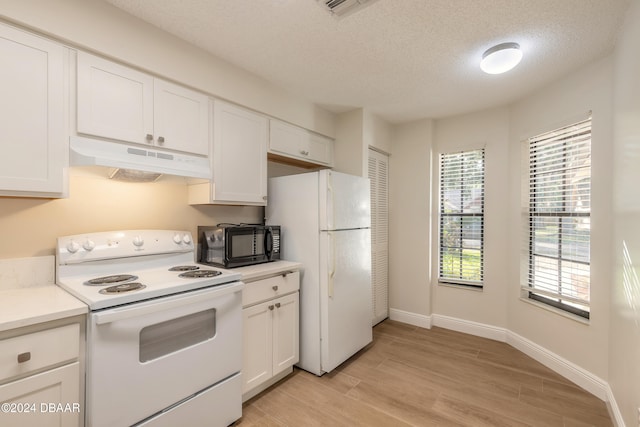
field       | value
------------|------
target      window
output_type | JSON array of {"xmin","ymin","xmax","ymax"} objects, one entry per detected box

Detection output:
[
  {"xmin": 439, "ymin": 149, "xmax": 485, "ymax": 287},
  {"xmin": 524, "ymin": 117, "xmax": 591, "ymax": 318}
]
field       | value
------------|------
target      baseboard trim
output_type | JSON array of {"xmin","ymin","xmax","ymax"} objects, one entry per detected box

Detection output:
[
  {"xmin": 505, "ymin": 330, "xmax": 608, "ymax": 400},
  {"xmin": 431, "ymin": 314, "xmax": 508, "ymax": 342},
  {"xmin": 389, "ymin": 310, "xmax": 623, "ymax": 425},
  {"xmin": 388, "ymin": 308, "xmax": 431, "ymax": 329}
]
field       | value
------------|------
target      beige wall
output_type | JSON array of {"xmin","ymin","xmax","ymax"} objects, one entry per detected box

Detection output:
[
  {"xmin": 431, "ymin": 107, "xmax": 510, "ymax": 328},
  {"xmin": 610, "ymin": 0, "xmax": 640, "ymax": 424},
  {"xmin": 0, "ymin": 0, "xmax": 335, "ymax": 137},
  {"xmin": 387, "ymin": 54, "xmax": 615, "ymax": 399},
  {"xmin": 507, "ymin": 56, "xmax": 613, "ymax": 380},
  {"xmin": 334, "ymin": 108, "xmax": 392, "ymax": 177},
  {"xmin": 388, "ymin": 118, "xmax": 433, "ymax": 317},
  {"xmin": 334, "ymin": 109, "xmax": 365, "ymax": 176},
  {"xmin": 0, "ymin": 168, "xmax": 262, "ymax": 258},
  {"xmin": 0, "ymin": 0, "xmax": 336, "ymax": 260}
]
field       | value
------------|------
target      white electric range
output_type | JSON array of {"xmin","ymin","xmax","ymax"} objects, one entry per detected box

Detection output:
[{"xmin": 56, "ymin": 229, "xmax": 243, "ymax": 427}]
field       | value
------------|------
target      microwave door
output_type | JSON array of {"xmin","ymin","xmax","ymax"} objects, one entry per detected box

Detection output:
[{"xmin": 226, "ymin": 228, "xmax": 265, "ymax": 266}]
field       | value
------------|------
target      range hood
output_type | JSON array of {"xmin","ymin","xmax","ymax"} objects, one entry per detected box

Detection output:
[{"xmin": 70, "ymin": 136, "xmax": 211, "ymax": 179}]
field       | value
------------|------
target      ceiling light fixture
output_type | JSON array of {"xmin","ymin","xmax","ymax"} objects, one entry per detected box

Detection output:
[{"xmin": 480, "ymin": 42, "xmax": 522, "ymax": 74}]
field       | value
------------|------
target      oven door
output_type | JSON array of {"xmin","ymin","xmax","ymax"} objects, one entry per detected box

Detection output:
[{"xmin": 86, "ymin": 282, "xmax": 243, "ymax": 427}]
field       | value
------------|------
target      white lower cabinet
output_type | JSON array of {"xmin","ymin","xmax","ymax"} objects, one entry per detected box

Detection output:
[
  {"xmin": 0, "ymin": 323, "xmax": 81, "ymax": 427},
  {"xmin": 241, "ymin": 271, "xmax": 299, "ymax": 401}
]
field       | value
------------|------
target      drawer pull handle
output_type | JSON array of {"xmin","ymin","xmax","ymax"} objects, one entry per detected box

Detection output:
[
  {"xmin": 272, "ymin": 285, "xmax": 278, "ymax": 291},
  {"xmin": 275, "ymin": 302, "xmax": 281, "ymax": 309},
  {"xmin": 268, "ymin": 305, "xmax": 274, "ymax": 311},
  {"xmin": 17, "ymin": 352, "xmax": 31, "ymax": 363}
]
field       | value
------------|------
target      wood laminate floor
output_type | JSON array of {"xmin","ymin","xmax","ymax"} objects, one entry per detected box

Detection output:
[{"xmin": 238, "ymin": 320, "xmax": 612, "ymax": 427}]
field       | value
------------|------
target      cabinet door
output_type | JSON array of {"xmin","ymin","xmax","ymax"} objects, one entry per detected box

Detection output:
[
  {"xmin": 242, "ymin": 302, "xmax": 273, "ymax": 394},
  {"xmin": 307, "ymin": 133, "xmax": 333, "ymax": 166},
  {"xmin": 212, "ymin": 100, "xmax": 267, "ymax": 204},
  {"xmin": 153, "ymin": 79, "xmax": 208, "ymax": 156},
  {"xmin": 272, "ymin": 293, "xmax": 299, "ymax": 376},
  {"xmin": 0, "ymin": 24, "xmax": 66, "ymax": 196},
  {"xmin": 268, "ymin": 119, "xmax": 303, "ymax": 158},
  {"xmin": 0, "ymin": 363, "xmax": 80, "ymax": 427},
  {"xmin": 77, "ymin": 51, "xmax": 153, "ymax": 145},
  {"xmin": 269, "ymin": 119, "xmax": 333, "ymax": 166}
]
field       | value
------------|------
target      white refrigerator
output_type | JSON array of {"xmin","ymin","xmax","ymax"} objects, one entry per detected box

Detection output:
[{"xmin": 266, "ymin": 169, "xmax": 372, "ymax": 375}]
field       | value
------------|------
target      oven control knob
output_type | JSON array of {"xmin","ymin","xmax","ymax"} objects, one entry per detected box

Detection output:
[
  {"xmin": 83, "ymin": 239, "xmax": 96, "ymax": 251},
  {"xmin": 66, "ymin": 240, "xmax": 80, "ymax": 254},
  {"xmin": 182, "ymin": 234, "xmax": 192, "ymax": 245},
  {"xmin": 173, "ymin": 233, "xmax": 182, "ymax": 244},
  {"xmin": 133, "ymin": 236, "xmax": 144, "ymax": 247}
]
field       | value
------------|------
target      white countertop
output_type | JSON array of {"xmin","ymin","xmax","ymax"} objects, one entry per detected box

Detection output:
[
  {"xmin": 0, "ymin": 286, "xmax": 88, "ymax": 333},
  {"xmin": 232, "ymin": 260, "xmax": 302, "ymax": 282},
  {"xmin": 0, "ymin": 258, "xmax": 299, "ymax": 333}
]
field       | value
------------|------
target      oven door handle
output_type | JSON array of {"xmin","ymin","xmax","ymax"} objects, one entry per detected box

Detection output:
[{"xmin": 93, "ymin": 283, "xmax": 243, "ymax": 325}]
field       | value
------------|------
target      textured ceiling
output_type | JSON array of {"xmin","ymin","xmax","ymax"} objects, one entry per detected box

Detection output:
[{"xmin": 103, "ymin": 0, "xmax": 631, "ymax": 123}]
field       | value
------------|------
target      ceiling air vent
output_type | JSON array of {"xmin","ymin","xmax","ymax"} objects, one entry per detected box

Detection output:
[{"xmin": 318, "ymin": 0, "xmax": 379, "ymax": 18}]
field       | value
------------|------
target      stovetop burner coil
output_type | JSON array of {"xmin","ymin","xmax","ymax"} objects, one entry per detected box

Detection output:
[
  {"xmin": 168, "ymin": 265, "xmax": 200, "ymax": 272},
  {"xmin": 85, "ymin": 274, "xmax": 139, "ymax": 286},
  {"xmin": 98, "ymin": 282, "xmax": 147, "ymax": 294},
  {"xmin": 178, "ymin": 270, "xmax": 222, "ymax": 279}
]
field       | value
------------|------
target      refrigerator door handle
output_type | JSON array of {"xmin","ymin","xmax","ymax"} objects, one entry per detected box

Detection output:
[
  {"xmin": 328, "ymin": 231, "xmax": 336, "ymax": 298},
  {"xmin": 327, "ymin": 172, "xmax": 334, "ymax": 230}
]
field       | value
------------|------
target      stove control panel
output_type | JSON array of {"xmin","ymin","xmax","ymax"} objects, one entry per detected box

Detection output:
[{"xmin": 57, "ymin": 230, "xmax": 195, "ymax": 264}]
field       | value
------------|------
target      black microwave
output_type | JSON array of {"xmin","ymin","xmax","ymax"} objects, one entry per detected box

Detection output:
[{"xmin": 198, "ymin": 224, "xmax": 281, "ymax": 268}]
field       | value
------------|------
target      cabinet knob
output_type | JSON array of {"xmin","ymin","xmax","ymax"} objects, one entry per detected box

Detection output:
[
  {"xmin": 146, "ymin": 134, "xmax": 153, "ymax": 142},
  {"xmin": 157, "ymin": 136, "xmax": 165, "ymax": 144},
  {"xmin": 272, "ymin": 285, "xmax": 278, "ymax": 291},
  {"xmin": 275, "ymin": 302, "xmax": 281, "ymax": 309},
  {"xmin": 268, "ymin": 305, "xmax": 274, "ymax": 311},
  {"xmin": 17, "ymin": 352, "xmax": 31, "ymax": 363}
]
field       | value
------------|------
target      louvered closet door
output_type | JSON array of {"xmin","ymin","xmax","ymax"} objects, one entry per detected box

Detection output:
[{"xmin": 368, "ymin": 148, "xmax": 389, "ymax": 325}]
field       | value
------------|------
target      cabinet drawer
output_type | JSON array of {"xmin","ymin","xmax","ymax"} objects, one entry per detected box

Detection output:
[
  {"xmin": 0, "ymin": 324, "xmax": 79, "ymax": 383},
  {"xmin": 243, "ymin": 271, "xmax": 300, "ymax": 307}
]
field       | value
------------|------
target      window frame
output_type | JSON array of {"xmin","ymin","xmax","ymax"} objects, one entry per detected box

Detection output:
[
  {"xmin": 523, "ymin": 117, "xmax": 591, "ymax": 319},
  {"xmin": 438, "ymin": 148, "xmax": 485, "ymax": 288}
]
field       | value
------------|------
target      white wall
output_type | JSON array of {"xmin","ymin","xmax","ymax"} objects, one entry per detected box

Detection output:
[
  {"xmin": 610, "ymin": 0, "xmax": 640, "ymax": 424},
  {"xmin": 0, "ymin": 0, "xmax": 335, "ymax": 137},
  {"xmin": 431, "ymin": 107, "xmax": 510, "ymax": 328},
  {"xmin": 508, "ymin": 56, "xmax": 613, "ymax": 380},
  {"xmin": 388, "ymin": 118, "xmax": 433, "ymax": 320}
]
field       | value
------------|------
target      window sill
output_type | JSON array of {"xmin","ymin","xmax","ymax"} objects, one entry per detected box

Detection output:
[
  {"xmin": 518, "ymin": 297, "xmax": 590, "ymax": 325},
  {"xmin": 438, "ymin": 281, "xmax": 483, "ymax": 292}
]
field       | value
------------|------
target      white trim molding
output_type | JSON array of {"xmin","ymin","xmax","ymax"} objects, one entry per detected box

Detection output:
[
  {"xmin": 388, "ymin": 308, "xmax": 431, "ymax": 329},
  {"xmin": 389, "ymin": 311, "xmax": 623, "ymax": 426},
  {"xmin": 432, "ymin": 314, "xmax": 508, "ymax": 342}
]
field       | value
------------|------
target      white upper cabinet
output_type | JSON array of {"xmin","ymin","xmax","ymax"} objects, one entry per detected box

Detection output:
[
  {"xmin": 189, "ymin": 100, "xmax": 268, "ymax": 206},
  {"xmin": 269, "ymin": 119, "xmax": 333, "ymax": 167},
  {"xmin": 76, "ymin": 51, "xmax": 208, "ymax": 156},
  {"xmin": 153, "ymin": 79, "xmax": 209, "ymax": 156},
  {"xmin": 0, "ymin": 23, "xmax": 68, "ymax": 197}
]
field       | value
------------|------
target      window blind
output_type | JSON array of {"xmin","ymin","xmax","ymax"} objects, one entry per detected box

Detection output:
[
  {"xmin": 439, "ymin": 149, "xmax": 485, "ymax": 286},
  {"xmin": 525, "ymin": 118, "xmax": 591, "ymax": 318}
]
